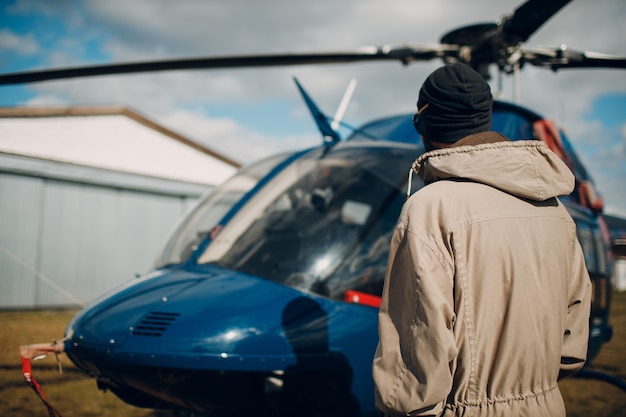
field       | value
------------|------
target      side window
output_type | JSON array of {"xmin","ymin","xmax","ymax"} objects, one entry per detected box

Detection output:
[
  {"xmin": 593, "ymin": 231, "xmax": 608, "ymax": 275},
  {"xmin": 576, "ymin": 222, "xmax": 597, "ymax": 273},
  {"xmin": 155, "ymin": 153, "xmax": 291, "ymax": 267}
]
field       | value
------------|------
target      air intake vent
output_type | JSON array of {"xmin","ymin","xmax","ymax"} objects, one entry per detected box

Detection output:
[{"xmin": 131, "ymin": 311, "xmax": 180, "ymax": 337}]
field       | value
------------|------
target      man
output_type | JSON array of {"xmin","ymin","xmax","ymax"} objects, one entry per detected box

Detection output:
[{"xmin": 372, "ymin": 63, "xmax": 591, "ymax": 417}]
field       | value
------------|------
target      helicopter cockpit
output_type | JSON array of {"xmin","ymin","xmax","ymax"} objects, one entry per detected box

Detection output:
[
  {"xmin": 155, "ymin": 100, "xmax": 599, "ymax": 307},
  {"xmin": 157, "ymin": 141, "xmax": 423, "ymax": 303}
]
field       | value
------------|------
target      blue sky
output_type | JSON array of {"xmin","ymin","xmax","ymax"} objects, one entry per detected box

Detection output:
[{"xmin": 1, "ymin": 0, "xmax": 625, "ymax": 216}]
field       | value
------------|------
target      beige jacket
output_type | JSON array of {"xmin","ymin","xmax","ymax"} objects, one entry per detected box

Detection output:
[{"xmin": 373, "ymin": 139, "xmax": 591, "ymax": 417}]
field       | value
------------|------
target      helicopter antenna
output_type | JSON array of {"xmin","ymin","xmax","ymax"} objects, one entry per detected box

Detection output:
[
  {"xmin": 331, "ymin": 78, "xmax": 358, "ymax": 131},
  {"xmin": 293, "ymin": 77, "xmax": 341, "ymax": 143}
]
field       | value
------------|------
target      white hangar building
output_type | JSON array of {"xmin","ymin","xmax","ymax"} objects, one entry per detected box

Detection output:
[{"xmin": 0, "ymin": 106, "xmax": 240, "ymax": 309}]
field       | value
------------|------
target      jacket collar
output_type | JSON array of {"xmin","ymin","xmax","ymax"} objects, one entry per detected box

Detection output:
[{"xmin": 409, "ymin": 139, "xmax": 575, "ymax": 202}]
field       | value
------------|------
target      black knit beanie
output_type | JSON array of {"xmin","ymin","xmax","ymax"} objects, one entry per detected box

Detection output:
[{"xmin": 416, "ymin": 63, "xmax": 493, "ymax": 143}]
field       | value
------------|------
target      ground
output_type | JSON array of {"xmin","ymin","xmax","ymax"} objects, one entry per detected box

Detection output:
[{"xmin": 1, "ymin": 293, "xmax": 625, "ymax": 416}]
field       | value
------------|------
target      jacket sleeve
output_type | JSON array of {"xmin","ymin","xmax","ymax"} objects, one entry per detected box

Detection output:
[
  {"xmin": 559, "ymin": 238, "xmax": 592, "ymax": 379},
  {"xmin": 373, "ymin": 224, "xmax": 457, "ymax": 416}
]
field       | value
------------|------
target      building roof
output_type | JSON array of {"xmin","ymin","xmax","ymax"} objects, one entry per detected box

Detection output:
[{"xmin": 0, "ymin": 106, "xmax": 240, "ymax": 186}]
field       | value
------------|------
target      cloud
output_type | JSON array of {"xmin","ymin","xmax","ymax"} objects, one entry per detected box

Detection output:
[
  {"xmin": 158, "ymin": 109, "xmax": 319, "ymax": 164},
  {"xmin": 2, "ymin": 0, "xmax": 625, "ymax": 216},
  {"xmin": 0, "ymin": 29, "xmax": 39, "ymax": 55}
]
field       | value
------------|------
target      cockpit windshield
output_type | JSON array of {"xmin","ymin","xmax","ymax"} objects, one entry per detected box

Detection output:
[{"xmin": 196, "ymin": 142, "xmax": 423, "ymax": 301}]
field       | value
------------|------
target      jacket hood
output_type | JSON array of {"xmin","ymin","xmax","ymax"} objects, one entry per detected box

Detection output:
[{"xmin": 412, "ymin": 140, "xmax": 574, "ymax": 201}]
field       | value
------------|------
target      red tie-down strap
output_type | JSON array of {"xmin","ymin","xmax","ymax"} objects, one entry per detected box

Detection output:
[{"xmin": 20, "ymin": 342, "xmax": 66, "ymax": 417}]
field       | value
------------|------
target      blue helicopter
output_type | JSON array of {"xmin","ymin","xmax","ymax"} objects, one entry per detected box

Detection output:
[
  {"xmin": 8, "ymin": 0, "xmax": 624, "ymax": 416},
  {"xmin": 44, "ymin": 98, "xmax": 613, "ymax": 417}
]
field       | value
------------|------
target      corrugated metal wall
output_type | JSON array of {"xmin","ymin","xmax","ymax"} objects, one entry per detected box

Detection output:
[
  {"xmin": 0, "ymin": 158, "xmax": 211, "ymax": 309},
  {"xmin": 615, "ymin": 260, "xmax": 626, "ymax": 291}
]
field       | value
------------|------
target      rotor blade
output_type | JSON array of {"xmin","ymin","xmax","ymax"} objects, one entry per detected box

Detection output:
[
  {"xmin": 0, "ymin": 45, "xmax": 457, "ymax": 86},
  {"xmin": 501, "ymin": 0, "xmax": 571, "ymax": 44},
  {"xmin": 522, "ymin": 47, "xmax": 626, "ymax": 70}
]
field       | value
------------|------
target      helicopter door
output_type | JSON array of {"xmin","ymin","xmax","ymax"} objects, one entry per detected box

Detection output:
[{"xmin": 155, "ymin": 152, "xmax": 293, "ymax": 267}]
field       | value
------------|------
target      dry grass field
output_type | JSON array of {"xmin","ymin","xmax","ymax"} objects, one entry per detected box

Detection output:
[{"xmin": 1, "ymin": 292, "xmax": 625, "ymax": 417}]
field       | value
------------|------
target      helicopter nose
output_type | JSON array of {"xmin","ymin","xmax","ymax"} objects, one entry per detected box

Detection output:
[
  {"xmin": 67, "ymin": 268, "xmax": 333, "ymax": 370},
  {"xmin": 166, "ymin": 273, "xmax": 346, "ymax": 358},
  {"xmin": 147, "ymin": 272, "xmax": 304, "ymax": 359}
]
